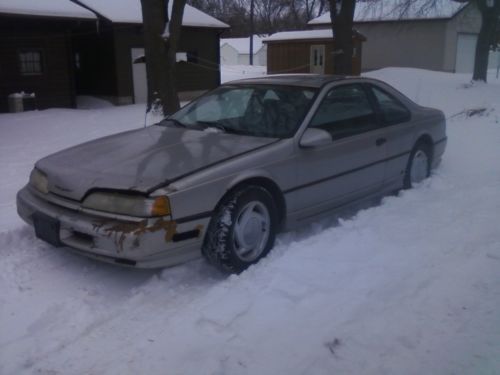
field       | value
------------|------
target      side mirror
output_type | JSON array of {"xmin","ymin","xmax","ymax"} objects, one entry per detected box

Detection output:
[{"xmin": 299, "ymin": 128, "xmax": 332, "ymax": 148}]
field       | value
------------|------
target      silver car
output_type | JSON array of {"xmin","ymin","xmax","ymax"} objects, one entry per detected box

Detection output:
[{"xmin": 17, "ymin": 75, "xmax": 446, "ymax": 273}]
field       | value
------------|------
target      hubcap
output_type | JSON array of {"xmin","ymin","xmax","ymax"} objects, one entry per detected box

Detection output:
[
  {"xmin": 410, "ymin": 150, "xmax": 429, "ymax": 185},
  {"xmin": 232, "ymin": 201, "xmax": 270, "ymax": 262}
]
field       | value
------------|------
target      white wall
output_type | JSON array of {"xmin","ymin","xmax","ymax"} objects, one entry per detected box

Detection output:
[{"xmin": 220, "ymin": 44, "xmax": 239, "ymax": 65}]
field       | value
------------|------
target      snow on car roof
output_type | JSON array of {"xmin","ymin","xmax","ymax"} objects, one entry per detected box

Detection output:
[
  {"xmin": 263, "ymin": 29, "xmax": 334, "ymax": 42},
  {"xmin": 75, "ymin": 0, "xmax": 229, "ymax": 27},
  {"xmin": 308, "ymin": 0, "xmax": 467, "ymax": 24},
  {"xmin": 0, "ymin": 0, "xmax": 96, "ymax": 19},
  {"xmin": 220, "ymin": 36, "xmax": 266, "ymax": 54}
]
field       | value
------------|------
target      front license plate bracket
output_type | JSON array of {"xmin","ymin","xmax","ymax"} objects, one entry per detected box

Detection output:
[{"xmin": 33, "ymin": 212, "xmax": 62, "ymax": 247}]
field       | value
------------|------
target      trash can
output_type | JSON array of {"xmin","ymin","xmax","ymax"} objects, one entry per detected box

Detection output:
[{"xmin": 8, "ymin": 92, "xmax": 36, "ymax": 113}]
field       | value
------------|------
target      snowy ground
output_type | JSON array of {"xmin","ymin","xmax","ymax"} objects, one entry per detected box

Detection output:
[{"xmin": 0, "ymin": 68, "xmax": 499, "ymax": 375}]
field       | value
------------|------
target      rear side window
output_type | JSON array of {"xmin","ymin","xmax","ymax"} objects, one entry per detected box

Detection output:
[
  {"xmin": 370, "ymin": 85, "xmax": 410, "ymax": 125},
  {"xmin": 309, "ymin": 84, "xmax": 378, "ymax": 140}
]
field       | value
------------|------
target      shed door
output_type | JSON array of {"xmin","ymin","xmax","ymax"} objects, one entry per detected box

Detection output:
[
  {"xmin": 131, "ymin": 48, "xmax": 147, "ymax": 103},
  {"xmin": 455, "ymin": 33, "xmax": 477, "ymax": 73},
  {"xmin": 310, "ymin": 45, "xmax": 325, "ymax": 74}
]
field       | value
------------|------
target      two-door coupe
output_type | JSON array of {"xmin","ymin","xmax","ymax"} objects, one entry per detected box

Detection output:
[{"xmin": 17, "ymin": 75, "xmax": 446, "ymax": 273}]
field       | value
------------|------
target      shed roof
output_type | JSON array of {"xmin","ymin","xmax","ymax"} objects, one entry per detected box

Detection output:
[
  {"xmin": 263, "ymin": 29, "xmax": 334, "ymax": 42},
  {"xmin": 75, "ymin": 0, "xmax": 229, "ymax": 27},
  {"xmin": 0, "ymin": 0, "xmax": 96, "ymax": 19},
  {"xmin": 263, "ymin": 29, "xmax": 365, "ymax": 43},
  {"xmin": 308, "ymin": 0, "xmax": 467, "ymax": 25}
]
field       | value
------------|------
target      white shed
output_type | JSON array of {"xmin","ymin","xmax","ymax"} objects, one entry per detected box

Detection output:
[{"xmin": 220, "ymin": 36, "xmax": 267, "ymax": 66}]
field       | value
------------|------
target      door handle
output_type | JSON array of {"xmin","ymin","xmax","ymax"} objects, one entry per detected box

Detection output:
[{"xmin": 376, "ymin": 138, "xmax": 387, "ymax": 146}]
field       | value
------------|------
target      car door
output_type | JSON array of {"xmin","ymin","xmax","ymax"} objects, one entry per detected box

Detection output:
[
  {"xmin": 291, "ymin": 83, "xmax": 388, "ymax": 219},
  {"xmin": 366, "ymin": 83, "xmax": 415, "ymax": 189}
]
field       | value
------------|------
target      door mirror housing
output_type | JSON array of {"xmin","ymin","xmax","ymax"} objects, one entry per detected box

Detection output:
[{"xmin": 299, "ymin": 128, "xmax": 332, "ymax": 148}]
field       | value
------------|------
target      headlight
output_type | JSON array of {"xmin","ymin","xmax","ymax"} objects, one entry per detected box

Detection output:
[
  {"xmin": 29, "ymin": 168, "xmax": 49, "ymax": 194},
  {"xmin": 82, "ymin": 192, "xmax": 171, "ymax": 217}
]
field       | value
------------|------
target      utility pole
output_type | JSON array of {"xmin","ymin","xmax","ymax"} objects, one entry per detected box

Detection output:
[{"xmin": 249, "ymin": 0, "xmax": 254, "ymax": 65}]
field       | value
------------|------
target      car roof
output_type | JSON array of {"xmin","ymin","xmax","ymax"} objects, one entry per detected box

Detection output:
[{"xmin": 225, "ymin": 74, "xmax": 352, "ymax": 89}]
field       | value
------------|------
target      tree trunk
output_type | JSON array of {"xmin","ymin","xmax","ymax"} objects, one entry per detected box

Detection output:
[
  {"xmin": 140, "ymin": 0, "xmax": 186, "ymax": 116},
  {"xmin": 472, "ymin": 0, "xmax": 500, "ymax": 82},
  {"xmin": 328, "ymin": 0, "xmax": 356, "ymax": 75}
]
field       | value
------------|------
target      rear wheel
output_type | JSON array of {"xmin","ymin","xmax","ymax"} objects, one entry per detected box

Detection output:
[
  {"xmin": 202, "ymin": 186, "xmax": 278, "ymax": 273},
  {"xmin": 404, "ymin": 142, "xmax": 432, "ymax": 188}
]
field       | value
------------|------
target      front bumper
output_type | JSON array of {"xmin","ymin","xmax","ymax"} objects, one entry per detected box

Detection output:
[{"xmin": 16, "ymin": 186, "xmax": 209, "ymax": 268}]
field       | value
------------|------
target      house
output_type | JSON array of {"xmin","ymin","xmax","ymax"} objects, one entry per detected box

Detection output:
[
  {"xmin": 0, "ymin": 0, "xmax": 97, "ymax": 112},
  {"xmin": 70, "ymin": 0, "xmax": 229, "ymax": 104},
  {"xmin": 307, "ymin": 0, "xmax": 482, "ymax": 73},
  {"xmin": 0, "ymin": 0, "xmax": 228, "ymax": 113},
  {"xmin": 263, "ymin": 29, "xmax": 365, "ymax": 75},
  {"xmin": 220, "ymin": 36, "xmax": 267, "ymax": 66}
]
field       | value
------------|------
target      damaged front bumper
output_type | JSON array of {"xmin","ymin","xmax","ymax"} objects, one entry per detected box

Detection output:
[{"xmin": 16, "ymin": 185, "xmax": 209, "ymax": 268}]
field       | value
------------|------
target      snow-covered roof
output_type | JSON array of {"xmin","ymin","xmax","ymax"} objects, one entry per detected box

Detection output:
[
  {"xmin": 308, "ymin": 0, "xmax": 467, "ymax": 25},
  {"xmin": 263, "ymin": 29, "xmax": 334, "ymax": 42},
  {"xmin": 220, "ymin": 36, "xmax": 266, "ymax": 54},
  {"xmin": 0, "ymin": 0, "xmax": 96, "ymax": 19},
  {"xmin": 75, "ymin": 0, "xmax": 229, "ymax": 27}
]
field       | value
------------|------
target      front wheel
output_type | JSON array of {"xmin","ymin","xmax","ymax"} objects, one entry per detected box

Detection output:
[
  {"xmin": 202, "ymin": 186, "xmax": 278, "ymax": 273},
  {"xmin": 404, "ymin": 142, "xmax": 432, "ymax": 189}
]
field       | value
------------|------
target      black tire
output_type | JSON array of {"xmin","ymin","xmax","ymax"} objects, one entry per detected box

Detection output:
[
  {"xmin": 202, "ymin": 186, "xmax": 278, "ymax": 274},
  {"xmin": 403, "ymin": 142, "xmax": 432, "ymax": 189}
]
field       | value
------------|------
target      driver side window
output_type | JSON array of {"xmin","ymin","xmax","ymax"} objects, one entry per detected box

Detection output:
[{"xmin": 309, "ymin": 84, "xmax": 378, "ymax": 140}]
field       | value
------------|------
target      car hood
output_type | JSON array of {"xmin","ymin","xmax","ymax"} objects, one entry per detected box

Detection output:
[{"xmin": 36, "ymin": 125, "xmax": 277, "ymax": 201}]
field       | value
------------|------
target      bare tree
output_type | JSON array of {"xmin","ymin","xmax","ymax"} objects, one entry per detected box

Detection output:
[
  {"xmin": 328, "ymin": 0, "xmax": 357, "ymax": 75},
  {"xmin": 470, "ymin": 0, "xmax": 500, "ymax": 81},
  {"xmin": 140, "ymin": 0, "xmax": 187, "ymax": 115}
]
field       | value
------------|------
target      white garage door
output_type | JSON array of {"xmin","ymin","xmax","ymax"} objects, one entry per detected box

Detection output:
[
  {"xmin": 131, "ymin": 48, "xmax": 147, "ymax": 103},
  {"xmin": 455, "ymin": 33, "xmax": 477, "ymax": 73}
]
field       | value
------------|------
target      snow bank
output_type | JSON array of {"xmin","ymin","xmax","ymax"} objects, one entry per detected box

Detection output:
[
  {"xmin": 0, "ymin": 68, "xmax": 499, "ymax": 374},
  {"xmin": 221, "ymin": 64, "xmax": 267, "ymax": 83}
]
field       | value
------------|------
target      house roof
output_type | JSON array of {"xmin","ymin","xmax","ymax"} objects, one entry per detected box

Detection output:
[
  {"xmin": 220, "ymin": 36, "xmax": 265, "ymax": 54},
  {"xmin": 75, "ymin": 0, "xmax": 229, "ymax": 27},
  {"xmin": 0, "ymin": 0, "xmax": 96, "ymax": 19},
  {"xmin": 308, "ymin": 0, "xmax": 467, "ymax": 25},
  {"xmin": 263, "ymin": 29, "xmax": 334, "ymax": 42}
]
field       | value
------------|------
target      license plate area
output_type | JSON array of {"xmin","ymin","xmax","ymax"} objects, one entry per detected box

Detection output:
[{"xmin": 33, "ymin": 212, "xmax": 62, "ymax": 247}]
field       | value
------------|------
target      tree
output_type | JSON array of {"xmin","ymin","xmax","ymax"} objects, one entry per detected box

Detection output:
[
  {"xmin": 328, "ymin": 0, "xmax": 356, "ymax": 75},
  {"xmin": 469, "ymin": 0, "xmax": 500, "ymax": 81},
  {"xmin": 140, "ymin": 0, "xmax": 187, "ymax": 116}
]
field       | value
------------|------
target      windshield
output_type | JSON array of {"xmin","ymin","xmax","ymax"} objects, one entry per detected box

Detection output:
[{"xmin": 164, "ymin": 85, "xmax": 317, "ymax": 138}]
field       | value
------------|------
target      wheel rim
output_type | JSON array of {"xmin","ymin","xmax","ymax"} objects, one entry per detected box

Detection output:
[
  {"xmin": 232, "ymin": 201, "xmax": 271, "ymax": 262},
  {"xmin": 410, "ymin": 149, "xmax": 429, "ymax": 185}
]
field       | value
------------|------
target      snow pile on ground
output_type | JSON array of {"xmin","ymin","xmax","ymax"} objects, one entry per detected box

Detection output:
[
  {"xmin": 76, "ymin": 96, "xmax": 115, "ymax": 109},
  {"xmin": 0, "ymin": 68, "xmax": 499, "ymax": 374},
  {"xmin": 221, "ymin": 64, "xmax": 267, "ymax": 83}
]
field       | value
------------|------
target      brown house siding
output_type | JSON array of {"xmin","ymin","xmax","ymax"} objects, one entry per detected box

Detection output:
[
  {"xmin": 75, "ymin": 23, "xmax": 223, "ymax": 104},
  {"xmin": 0, "ymin": 16, "xmax": 79, "ymax": 112},
  {"xmin": 266, "ymin": 38, "xmax": 362, "ymax": 76}
]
